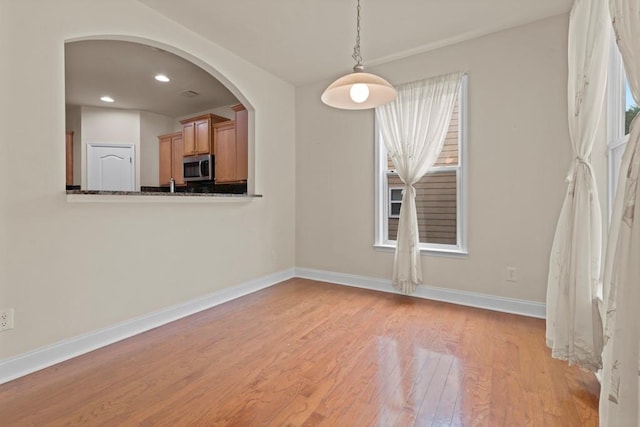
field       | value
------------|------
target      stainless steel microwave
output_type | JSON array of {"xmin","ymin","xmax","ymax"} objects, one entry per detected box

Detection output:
[{"xmin": 183, "ymin": 154, "xmax": 213, "ymax": 181}]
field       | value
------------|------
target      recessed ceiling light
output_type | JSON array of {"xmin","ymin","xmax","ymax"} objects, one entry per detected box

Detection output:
[
  {"xmin": 100, "ymin": 96, "xmax": 115, "ymax": 103},
  {"xmin": 155, "ymin": 74, "xmax": 170, "ymax": 82}
]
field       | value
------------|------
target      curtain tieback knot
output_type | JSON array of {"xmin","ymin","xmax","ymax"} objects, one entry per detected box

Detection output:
[
  {"xmin": 566, "ymin": 156, "xmax": 593, "ymax": 182},
  {"xmin": 402, "ymin": 183, "xmax": 416, "ymax": 199}
]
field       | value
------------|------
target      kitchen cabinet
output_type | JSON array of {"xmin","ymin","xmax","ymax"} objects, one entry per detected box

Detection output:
[
  {"xmin": 213, "ymin": 104, "xmax": 248, "ymax": 184},
  {"xmin": 232, "ymin": 104, "xmax": 248, "ymax": 182},
  {"xmin": 180, "ymin": 113, "xmax": 228, "ymax": 156},
  {"xmin": 65, "ymin": 131, "xmax": 74, "ymax": 186},
  {"xmin": 213, "ymin": 121, "xmax": 237, "ymax": 183},
  {"xmin": 158, "ymin": 131, "xmax": 184, "ymax": 186}
]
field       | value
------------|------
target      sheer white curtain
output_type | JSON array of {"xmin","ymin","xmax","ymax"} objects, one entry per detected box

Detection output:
[
  {"xmin": 546, "ymin": 0, "xmax": 609, "ymax": 372},
  {"xmin": 600, "ymin": 1, "xmax": 640, "ymax": 424},
  {"xmin": 375, "ymin": 72, "xmax": 462, "ymax": 294}
]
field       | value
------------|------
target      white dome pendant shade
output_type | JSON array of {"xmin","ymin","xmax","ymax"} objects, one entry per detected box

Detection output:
[
  {"xmin": 321, "ymin": 0, "xmax": 397, "ymax": 110},
  {"xmin": 321, "ymin": 67, "xmax": 397, "ymax": 110}
]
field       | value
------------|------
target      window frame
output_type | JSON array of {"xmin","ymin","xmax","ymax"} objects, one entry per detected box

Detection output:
[
  {"xmin": 388, "ymin": 186, "xmax": 403, "ymax": 219},
  {"xmin": 374, "ymin": 75, "xmax": 468, "ymax": 256}
]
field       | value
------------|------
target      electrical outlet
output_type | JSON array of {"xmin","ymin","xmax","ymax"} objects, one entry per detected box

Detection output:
[
  {"xmin": 0, "ymin": 309, "xmax": 14, "ymax": 332},
  {"xmin": 505, "ymin": 267, "xmax": 517, "ymax": 282}
]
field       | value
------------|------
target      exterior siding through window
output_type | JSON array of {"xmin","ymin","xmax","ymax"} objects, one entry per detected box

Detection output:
[{"xmin": 385, "ymin": 102, "xmax": 459, "ymax": 245}]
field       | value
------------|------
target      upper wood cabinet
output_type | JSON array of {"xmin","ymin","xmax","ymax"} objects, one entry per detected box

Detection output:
[
  {"xmin": 158, "ymin": 131, "xmax": 184, "ymax": 186},
  {"xmin": 213, "ymin": 104, "xmax": 249, "ymax": 184},
  {"xmin": 65, "ymin": 131, "xmax": 74, "ymax": 186},
  {"xmin": 232, "ymin": 104, "xmax": 248, "ymax": 182},
  {"xmin": 180, "ymin": 113, "xmax": 228, "ymax": 156},
  {"xmin": 213, "ymin": 121, "xmax": 237, "ymax": 183}
]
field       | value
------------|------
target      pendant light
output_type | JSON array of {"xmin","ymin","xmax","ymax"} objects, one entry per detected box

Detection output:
[{"xmin": 321, "ymin": 0, "xmax": 397, "ymax": 110}]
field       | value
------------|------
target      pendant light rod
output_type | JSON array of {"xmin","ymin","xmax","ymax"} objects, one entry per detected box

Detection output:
[
  {"xmin": 352, "ymin": 0, "xmax": 363, "ymax": 71},
  {"xmin": 321, "ymin": 0, "xmax": 397, "ymax": 110}
]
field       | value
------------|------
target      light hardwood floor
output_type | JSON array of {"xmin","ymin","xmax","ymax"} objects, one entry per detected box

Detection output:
[{"xmin": 0, "ymin": 279, "xmax": 599, "ymax": 426}]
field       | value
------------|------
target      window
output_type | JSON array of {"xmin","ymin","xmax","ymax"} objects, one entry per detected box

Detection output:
[
  {"xmin": 374, "ymin": 75, "xmax": 468, "ymax": 254},
  {"xmin": 607, "ymin": 38, "xmax": 638, "ymax": 217}
]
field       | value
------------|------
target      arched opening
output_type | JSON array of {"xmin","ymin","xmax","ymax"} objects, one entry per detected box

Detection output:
[{"xmin": 64, "ymin": 37, "xmax": 252, "ymax": 195}]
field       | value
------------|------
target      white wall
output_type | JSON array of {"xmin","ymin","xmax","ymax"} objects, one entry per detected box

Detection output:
[
  {"xmin": 296, "ymin": 14, "xmax": 572, "ymax": 303},
  {"xmin": 0, "ymin": 0, "xmax": 295, "ymax": 360},
  {"xmin": 78, "ymin": 108, "xmax": 179, "ymax": 188},
  {"xmin": 139, "ymin": 111, "xmax": 176, "ymax": 187},
  {"xmin": 81, "ymin": 106, "xmax": 141, "ymax": 190}
]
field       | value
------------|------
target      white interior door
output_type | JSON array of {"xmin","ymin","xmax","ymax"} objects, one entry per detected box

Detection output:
[{"xmin": 87, "ymin": 144, "xmax": 135, "ymax": 191}]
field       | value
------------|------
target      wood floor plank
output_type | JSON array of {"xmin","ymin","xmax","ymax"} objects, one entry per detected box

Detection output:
[
  {"xmin": 456, "ymin": 311, "xmax": 493, "ymax": 427},
  {"xmin": 0, "ymin": 279, "xmax": 599, "ymax": 426},
  {"xmin": 315, "ymin": 296, "xmax": 418, "ymax": 424}
]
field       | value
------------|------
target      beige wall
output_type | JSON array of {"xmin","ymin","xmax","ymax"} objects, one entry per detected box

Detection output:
[
  {"xmin": 0, "ymin": 0, "xmax": 295, "ymax": 359},
  {"xmin": 296, "ymin": 14, "xmax": 573, "ymax": 303}
]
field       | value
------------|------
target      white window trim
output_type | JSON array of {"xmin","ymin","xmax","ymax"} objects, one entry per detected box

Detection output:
[
  {"xmin": 607, "ymin": 35, "xmax": 630, "ymax": 220},
  {"xmin": 374, "ymin": 74, "xmax": 468, "ymax": 256},
  {"xmin": 388, "ymin": 185, "xmax": 403, "ymax": 218}
]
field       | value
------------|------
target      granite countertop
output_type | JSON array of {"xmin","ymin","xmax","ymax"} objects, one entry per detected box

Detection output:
[{"xmin": 66, "ymin": 190, "xmax": 261, "ymax": 198}]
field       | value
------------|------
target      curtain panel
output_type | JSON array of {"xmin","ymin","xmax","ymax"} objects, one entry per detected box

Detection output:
[
  {"xmin": 546, "ymin": 0, "xmax": 609, "ymax": 372},
  {"xmin": 375, "ymin": 72, "xmax": 463, "ymax": 294},
  {"xmin": 600, "ymin": 1, "xmax": 640, "ymax": 424}
]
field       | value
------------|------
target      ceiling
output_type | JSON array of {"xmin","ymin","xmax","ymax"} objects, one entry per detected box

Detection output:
[
  {"xmin": 65, "ymin": 1, "xmax": 573, "ymax": 117},
  {"xmin": 65, "ymin": 40, "xmax": 239, "ymax": 118},
  {"xmin": 139, "ymin": 0, "xmax": 573, "ymax": 86}
]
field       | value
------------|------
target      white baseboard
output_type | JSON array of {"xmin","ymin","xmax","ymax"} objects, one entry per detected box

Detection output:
[
  {"xmin": 0, "ymin": 268, "xmax": 295, "ymax": 385},
  {"xmin": 294, "ymin": 267, "xmax": 546, "ymax": 319}
]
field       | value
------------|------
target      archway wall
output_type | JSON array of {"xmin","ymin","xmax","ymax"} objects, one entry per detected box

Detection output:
[{"xmin": 0, "ymin": 0, "xmax": 295, "ymax": 361}]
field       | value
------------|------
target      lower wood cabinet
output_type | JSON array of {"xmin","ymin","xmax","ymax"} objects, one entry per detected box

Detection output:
[
  {"xmin": 65, "ymin": 131, "xmax": 74, "ymax": 186},
  {"xmin": 158, "ymin": 131, "xmax": 184, "ymax": 186}
]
